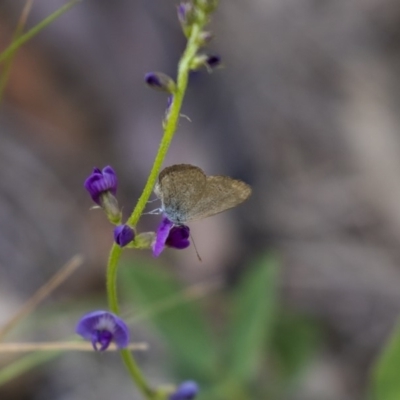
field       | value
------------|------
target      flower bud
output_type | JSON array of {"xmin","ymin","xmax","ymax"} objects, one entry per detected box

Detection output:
[
  {"xmin": 190, "ymin": 54, "xmax": 221, "ymax": 71},
  {"xmin": 169, "ymin": 381, "xmax": 199, "ymax": 400},
  {"xmin": 114, "ymin": 225, "xmax": 135, "ymax": 247},
  {"xmin": 177, "ymin": 2, "xmax": 195, "ymax": 37},
  {"xmin": 145, "ymin": 72, "xmax": 176, "ymax": 93},
  {"xmin": 197, "ymin": 31, "xmax": 214, "ymax": 46},
  {"xmin": 84, "ymin": 166, "xmax": 122, "ymax": 224}
]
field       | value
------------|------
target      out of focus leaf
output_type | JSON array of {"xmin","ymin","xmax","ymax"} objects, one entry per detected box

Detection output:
[
  {"xmin": 272, "ymin": 312, "xmax": 321, "ymax": 391},
  {"xmin": 121, "ymin": 261, "xmax": 218, "ymax": 381},
  {"xmin": 226, "ymin": 254, "xmax": 279, "ymax": 384},
  {"xmin": 0, "ymin": 351, "xmax": 60, "ymax": 387},
  {"xmin": 370, "ymin": 319, "xmax": 400, "ymax": 400}
]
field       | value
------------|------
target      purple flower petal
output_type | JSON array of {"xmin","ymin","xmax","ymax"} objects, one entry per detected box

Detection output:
[
  {"xmin": 76, "ymin": 310, "xmax": 129, "ymax": 351},
  {"xmin": 166, "ymin": 225, "xmax": 190, "ymax": 249},
  {"xmin": 114, "ymin": 225, "xmax": 135, "ymax": 247},
  {"xmin": 169, "ymin": 381, "xmax": 199, "ymax": 400},
  {"xmin": 84, "ymin": 166, "xmax": 117, "ymax": 204},
  {"xmin": 152, "ymin": 217, "xmax": 174, "ymax": 257},
  {"xmin": 153, "ymin": 218, "xmax": 191, "ymax": 257},
  {"xmin": 92, "ymin": 329, "xmax": 113, "ymax": 351}
]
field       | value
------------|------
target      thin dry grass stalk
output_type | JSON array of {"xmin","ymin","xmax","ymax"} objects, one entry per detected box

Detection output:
[
  {"xmin": 0, "ymin": 341, "xmax": 148, "ymax": 353},
  {"xmin": 0, "ymin": 255, "xmax": 84, "ymax": 341}
]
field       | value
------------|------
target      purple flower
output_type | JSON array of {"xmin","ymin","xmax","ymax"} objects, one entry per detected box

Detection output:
[
  {"xmin": 152, "ymin": 217, "xmax": 190, "ymax": 257},
  {"xmin": 169, "ymin": 381, "xmax": 199, "ymax": 400},
  {"xmin": 114, "ymin": 225, "xmax": 135, "ymax": 247},
  {"xmin": 145, "ymin": 72, "xmax": 176, "ymax": 93},
  {"xmin": 166, "ymin": 225, "xmax": 190, "ymax": 249},
  {"xmin": 76, "ymin": 311, "xmax": 129, "ymax": 351},
  {"xmin": 84, "ymin": 166, "xmax": 117, "ymax": 205}
]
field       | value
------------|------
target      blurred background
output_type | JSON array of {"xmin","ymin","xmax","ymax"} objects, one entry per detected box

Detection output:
[{"xmin": 1, "ymin": 0, "xmax": 400, "ymax": 399}]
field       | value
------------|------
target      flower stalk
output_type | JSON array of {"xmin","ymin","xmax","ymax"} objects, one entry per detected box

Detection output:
[{"xmin": 105, "ymin": 11, "xmax": 212, "ymax": 400}]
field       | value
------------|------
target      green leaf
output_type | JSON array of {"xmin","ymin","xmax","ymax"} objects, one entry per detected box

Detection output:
[
  {"xmin": 121, "ymin": 261, "xmax": 218, "ymax": 381},
  {"xmin": 271, "ymin": 312, "xmax": 321, "ymax": 393},
  {"xmin": 0, "ymin": 351, "xmax": 61, "ymax": 387},
  {"xmin": 226, "ymin": 253, "xmax": 280, "ymax": 384},
  {"xmin": 370, "ymin": 319, "xmax": 400, "ymax": 400}
]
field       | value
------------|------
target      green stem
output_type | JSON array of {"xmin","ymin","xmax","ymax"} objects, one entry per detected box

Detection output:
[
  {"xmin": 127, "ymin": 23, "xmax": 202, "ymax": 227},
  {"xmin": 106, "ymin": 243, "xmax": 122, "ymax": 314},
  {"xmin": 120, "ymin": 349, "xmax": 156, "ymax": 399},
  {"xmin": 105, "ymin": 21, "xmax": 207, "ymax": 400}
]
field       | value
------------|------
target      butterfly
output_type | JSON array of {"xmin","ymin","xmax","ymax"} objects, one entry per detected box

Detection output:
[{"xmin": 154, "ymin": 164, "xmax": 252, "ymax": 225}]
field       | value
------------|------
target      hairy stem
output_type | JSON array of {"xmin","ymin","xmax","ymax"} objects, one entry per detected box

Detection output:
[{"xmin": 106, "ymin": 19, "xmax": 208, "ymax": 400}]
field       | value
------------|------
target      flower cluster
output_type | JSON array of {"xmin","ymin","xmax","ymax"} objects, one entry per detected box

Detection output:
[
  {"xmin": 85, "ymin": 167, "xmax": 191, "ymax": 255},
  {"xmin": 80, "ymin": 2, "xmax": 222, "ymax": 398},
  {"xmin": 144, "ymin": 0, "xmax": 221, "ymax": 114}
]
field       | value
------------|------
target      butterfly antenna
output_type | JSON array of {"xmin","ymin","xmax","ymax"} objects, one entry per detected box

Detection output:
[{"xmin": 190, "ymin": 232, "xmax": 202, "ymax": 262}]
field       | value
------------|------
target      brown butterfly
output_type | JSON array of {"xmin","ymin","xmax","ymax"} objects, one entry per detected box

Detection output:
[{"xmin": 154, "ymin": 164, "xmax": 252, "ymax": 225}]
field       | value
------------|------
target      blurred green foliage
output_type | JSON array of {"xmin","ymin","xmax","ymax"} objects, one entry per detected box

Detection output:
[
  {"xmin": 122, "ymin": 254, "xmax": 321, "ymax": 400},
  {"xmin": 371, "ymin": 320, "xmax": 400, "ymax": 400}
]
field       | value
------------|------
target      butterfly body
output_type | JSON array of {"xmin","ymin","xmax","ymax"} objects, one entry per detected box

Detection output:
[{"xmin": 154, "ymin": 164, "xmax": 252, "ymax": 224}]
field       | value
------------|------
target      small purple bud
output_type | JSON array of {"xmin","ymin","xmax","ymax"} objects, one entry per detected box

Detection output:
[
  {"xmin": 169, "ymin": 381, "xmax": 199, "ymax": 400},
  {"xmin": 177, "ymin": 2, "xmax": 194, "ymax": 26},
  {"xmin": 206, "ymin": 55, "xmax": 221, "ymax": 69},
  {"xmin": 145, "ymin": 72, "xmax": 176, "ymax": 93},
  {"xmin": 84, "ymin": 166, "xmax": 117, "ymax": 205},
  {"xmin": 167, "ymin": 95, "xmax": 173, "ymax": 111},
  {"xmin": 177, "ymin": 3, "xmax": 190, "ymax": 23},
  {"xmin": 164, "ymin": 96, "xmax": 174, "ymax": 127},
  {"xmin": 152, "ymin": 217, "xmax": 190, "ymax": 257},
  {"xmin": 76, "ymin": 311, "xmax": 129, "ymax": 351},
  {"xmin": 190, "ymin": 54, "xmax": 222, "ymax": 71},
  {"xmin": 114, "ymin": 225, "xmax": 135, "ymax": 247},
  {"xmin": 198, "ymin": 31, "xmax": 214, "ymax": 46}
]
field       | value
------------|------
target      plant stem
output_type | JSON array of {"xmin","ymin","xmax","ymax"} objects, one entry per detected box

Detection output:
[
  {"xmin": 127, "ymin": 23, "xmax": 202, "ymax": 228},
  {"xmin": 106, "ymin": 19, "xmax": 206, "ymax": 400},
  {"xmin": 106, "ymin": 243, "xmax": 122, "ymax": 314},
  {"xmin": 120, "ymin": 349, "xmax": 156, "ymax": 399}
]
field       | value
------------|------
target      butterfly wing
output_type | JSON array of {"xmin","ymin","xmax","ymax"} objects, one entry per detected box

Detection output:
[
  {"xmin": 183, "ymin": 175, "xmax": 252, "ymax": 222},
  {"xmin": 154, "ymin": 164, "xmax": 207, "ymax": 223}
]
